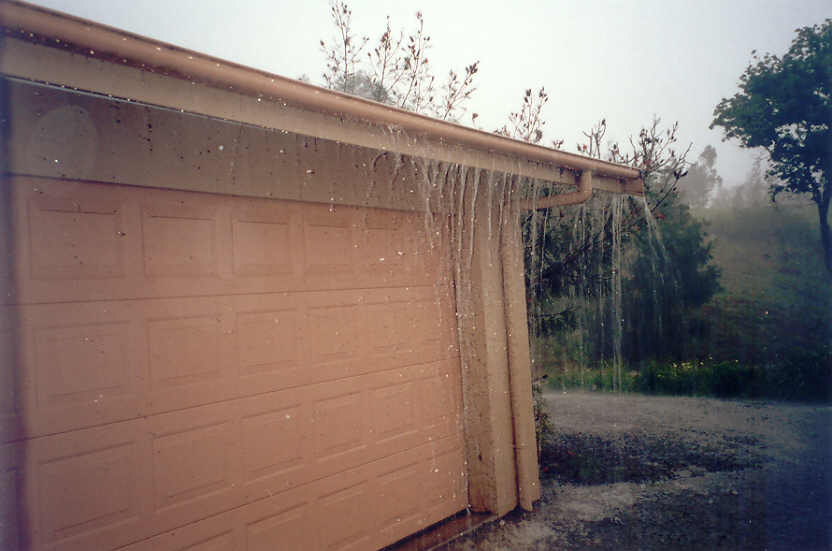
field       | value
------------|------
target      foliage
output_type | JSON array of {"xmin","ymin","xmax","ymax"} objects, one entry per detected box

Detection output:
[
  {"xmin": 547, "ymin": 361, "xmax": 638, "ymax": 393},
  {"xmin": 700, "ymin": 197, "xmax": 832, "ymax": 398},
  {"xmin": 711, "ymin": 19, "xmax": 832, "ymax": 274},
  {"xmin": 622, "ymin": 199, "xmax": 722, "ymax": 363},
  {"xmin": 532, "ymin": 380, "xmax": 554, "ymax": 460},
  {"xmin": 679, "ymin": 145, "xmax": 722, "ymax": 208},
  {"xmin": 546, "ymin": 357, "xmax": 830, "ymax": 402},
  {"xmin": 710, "ymin": 154, "xmax": 771, "ymax": 209},
  {"xmin": 526, "ymin": 118, "xmax": 720, "ymax": 372},
  {"xmin": 319, "ymin": 1, "xmax": 479, "ymax": 121}
]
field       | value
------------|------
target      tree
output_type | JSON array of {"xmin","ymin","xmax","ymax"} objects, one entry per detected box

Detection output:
[
  {"xmin": 320, "ymin": 1, "xmax": 368, "ymax": 94},
  {"xmin": 711, "ymin": 19, "xmax": 832, "ymax": 274},
  {"xmin": 495, "ymin": 87, "xmax": 554, "ymax": 146},
  {"xmin": 679, "ymin": 145, "xmax": 722, "ymax": 209},
  {"xmin": 319, "ymin": 1, "xmax": 479, "ymax": 121},
  {"xmin": 711, "ymin": 154, "xmax": 771, "ymax": 210}
]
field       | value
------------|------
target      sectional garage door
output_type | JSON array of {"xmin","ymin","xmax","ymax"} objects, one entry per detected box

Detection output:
[{"xmin": 4, "ymin": 176, "xmax": 467, "ymax": 551}]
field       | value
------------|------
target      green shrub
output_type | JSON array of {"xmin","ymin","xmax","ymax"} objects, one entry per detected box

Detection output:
[{"xmin": 544, "ymin": 353, "xmax": 830, "ymax": 401}]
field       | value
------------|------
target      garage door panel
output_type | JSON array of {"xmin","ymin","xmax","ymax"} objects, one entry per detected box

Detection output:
[
  {"xmin": 24, "ymin": 419, "xmax": 150, "ymax": 551},
  {"xmin": 146, "ymin": 404, "xmax": 245, "ymax": 534},
  {"xmin": 301, "ymin": 204, "xmax": 358, "ymax": 290},
  {"xmin": 376, "ymin": 460, "xmax": 424, "ymax": 528},
  {"xmin": 318, "ymin": 481, "xmax": 374, "ymax": 551},
  {"xmin": 424, "ymin": 447, "xmax": 467, "ymax": 509},
  {"xmin": 13, "ymin": 304, "xmax": 143, "ymax": 439},
  {"xmin": 244, "ymin": 501, "xmax": 311, "ymax": 551},
  {"xmin": 179, "ymin": 531, "xmax": 236, "ymax": 551},
  {"xmin": 240, "ymin": 403, "xmax": 304, "ymax": 488},
  {"xmin": 119, "ymin": 515, "xmax": 237, "ymax": 551},
  {"xmin": 303, "ymin": 303, "xmax": 362, "ymax": 367},
  {"xmin": 355, "ymin": 210, "xmax": 409, "ymax": 287},
  {"xmin": 230, "ymin": 200, "xmax": 299, "ymax": 278},
  {"xmin": 371, "ymin": 382, "xmax": 417, "ymax": 443},
  {"xmin": 144, "ymin": 301, "xmax": 237, "ymax": 415},
  {"xmin": 27, "ymin": 194, "xmax": 127, "ymax": 281},
  {"xmin": 311, "ymin": 390, "xmax": 368, "ymax": 460},
  {"xmin": 10, "ymin": 180, "xmax": 133, "ymax": 305},
  {"xmin": 235, "ymin": 307, "xmax": 302, "ymax": 392},
  {"xmin": 391, "ymin": 216, "xmax": 438, "ymax": 287},
  {"xmin": 34, "ymin": 320, "xmax": 134, "ymax": 420}
]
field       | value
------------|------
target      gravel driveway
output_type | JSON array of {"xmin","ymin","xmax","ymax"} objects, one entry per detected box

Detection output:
[{"xmin": 440, "ymin": 391, "xmax": 831, "ymax": 551}]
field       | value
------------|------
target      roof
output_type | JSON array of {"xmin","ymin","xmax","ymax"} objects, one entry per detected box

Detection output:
[{"xmin": 0, "ymin": 0, "xmax": 642, "ymax": 193}]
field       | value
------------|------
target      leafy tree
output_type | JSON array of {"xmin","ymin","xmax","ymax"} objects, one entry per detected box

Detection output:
[
  {"xmin": 711, "ymin": 19, "xmax": 832, "ymax": 274},
  {"xmin": 623, "ymin": 198, "xmax": 721, "ymax": 363}
]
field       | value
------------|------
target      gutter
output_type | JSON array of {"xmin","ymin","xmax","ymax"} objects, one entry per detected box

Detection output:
[
  {"xmin": 0, "ymin": 0, "xmax": 642, "ymax": 197},
  {"xmin": 517, "ymin": 169, "xmax": 594, "ymax": 210}
]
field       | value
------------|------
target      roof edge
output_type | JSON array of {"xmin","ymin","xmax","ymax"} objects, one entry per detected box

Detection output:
[{"xmin": 0, "ymin": 0, "xmax": 641, "ymax": 183}]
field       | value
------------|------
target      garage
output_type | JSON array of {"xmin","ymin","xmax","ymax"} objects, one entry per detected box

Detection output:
[{"xmin": 0, "ymin": 3, "xmax": 643, "ymax": 550}]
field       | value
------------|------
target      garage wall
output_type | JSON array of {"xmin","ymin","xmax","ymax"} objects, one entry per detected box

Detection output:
[{"xmin": 1, "ymin": 75, "xmax": 468, "ymax": 550}]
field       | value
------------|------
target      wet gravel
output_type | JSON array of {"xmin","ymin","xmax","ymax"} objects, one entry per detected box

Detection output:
[
  {"xmin": 541, "ymin": 431, "xmax": 762, "ymax": 485},
  {"xmin": 440, "ymin": 391, "xmax": 832, "ymax": 551}
]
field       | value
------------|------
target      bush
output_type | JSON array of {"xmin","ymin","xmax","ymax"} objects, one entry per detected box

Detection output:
[
  {"xmin": 548, "ymin": 362, "xmax": 638, "ymax": 393},
  {"xmin": 544, "ymin": 353, "xmax": 831, "ymax": 402},
  {"xmin": 633, "ymin": 357, "xmax": 831, "ymax": 401}
]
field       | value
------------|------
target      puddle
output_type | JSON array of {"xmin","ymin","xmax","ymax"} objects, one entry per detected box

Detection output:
[{"xmin": 541, "ymin": 431, "xmax": 761, "ymax": 485}]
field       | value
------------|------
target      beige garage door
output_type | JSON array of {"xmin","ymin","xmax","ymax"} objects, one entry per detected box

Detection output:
[{"xmin": 4, "ymin": 176, "xmax": 466, "ymax": 551}]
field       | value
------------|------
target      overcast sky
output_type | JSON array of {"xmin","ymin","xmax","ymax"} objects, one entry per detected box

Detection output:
[{"xmin": 28, "ymin": 0, "xmax": 830, "ymax": 186}]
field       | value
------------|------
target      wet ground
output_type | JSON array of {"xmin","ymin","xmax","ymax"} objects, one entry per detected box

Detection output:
[{"xmin": 440, "ymin": 391, "xmax": 831, "ymax": 551}]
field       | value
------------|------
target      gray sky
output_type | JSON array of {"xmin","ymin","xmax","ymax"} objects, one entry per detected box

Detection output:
[{"xmin": 27, "ymin": 0, "xmax": 830, "ymax": 186}]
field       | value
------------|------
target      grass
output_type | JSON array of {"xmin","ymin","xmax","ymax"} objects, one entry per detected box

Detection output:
[{"xmin": 544, "ymin": 357, "xmax": 831, "ymax": 402}]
